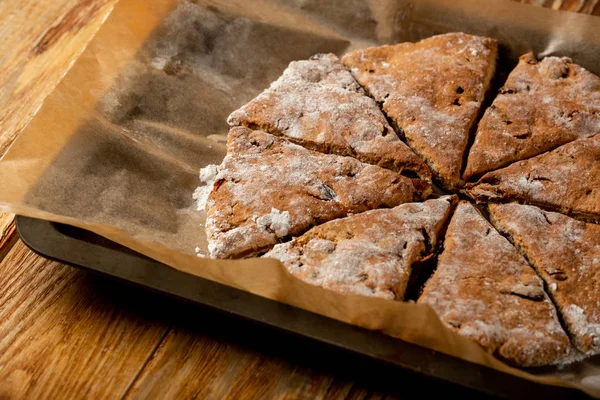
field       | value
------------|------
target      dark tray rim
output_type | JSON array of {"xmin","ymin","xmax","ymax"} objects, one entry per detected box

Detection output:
[{"xmin": 15, "ymin": 215, "xmax": 589, "ymax": 399}]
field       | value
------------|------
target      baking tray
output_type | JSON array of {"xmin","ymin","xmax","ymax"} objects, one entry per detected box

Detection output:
[{"xmin": 16, "ymin": 215, "xmax": 589, "ymax": 399}]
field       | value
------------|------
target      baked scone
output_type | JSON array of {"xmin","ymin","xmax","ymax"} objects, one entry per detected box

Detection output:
[
  {"xmin": 264, "ymin": 196, "xmax": 455, "ymax": 300},
  {"xmin": 466, "ymin": 133, "xmax": 600, "ymax": 223},
  {"xmin": 489, "ymin": 203, "xmax": 600, "ymax": 356},
  {"xmin": 342, "ymin": 33, "xmax": 497, "ymax": 191},
  {"xmin": 206, "ymin": 127, "xmax": 422, "ymax": 258},
  {"xmin": 464, "ymin": 53, "xmax": 600, "ymax": 180},
  {"xmin": 227, "ymin": 53, "xmax": 432, "ymax": 198},
  {"xmin": 418, "ymin": 202, "xmax": 571, "ymax": 367}
]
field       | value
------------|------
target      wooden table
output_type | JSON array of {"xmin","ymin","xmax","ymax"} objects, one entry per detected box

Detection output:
[{"xmin": 0, "ymin": 1, "xmax": 598, "ymax": 398}]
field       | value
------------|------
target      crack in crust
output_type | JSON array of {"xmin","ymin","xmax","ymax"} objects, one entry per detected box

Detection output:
[
  {"xmin": 264, "ymin": 197, "xmax": 455, "ymax": 300},
  {"xmin": 489, "ymin": 203, "xmax": 600, "ymax": 356},
  {"xmin": 227, "ymin": 53, "xmax": 432, "ymax": 198},
  {"xmin": 206, "ymin": 127, "xmax": 423, "ymax": 259},
  {"xmin": 418, "ymin": 202, "xmax": 572, "ymax": 367},
  {"xmin": 342, "ymin": 33, "xmax": 498, "ymax": 192},
  {"xmin": 464, "ymin": 52, "xmax": 600, "ymax": 180}
]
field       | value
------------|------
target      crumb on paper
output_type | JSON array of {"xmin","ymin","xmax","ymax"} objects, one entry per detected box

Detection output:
[
  {"xmin": 195, "ymin": 246, "xmax": 206, "ymax": 258},
  {"xmin": 193, "ymin": 164, "xmax": 219, "ymax": 212}
]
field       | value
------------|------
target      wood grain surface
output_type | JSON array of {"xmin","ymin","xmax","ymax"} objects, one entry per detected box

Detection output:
[
  {"xmin": 0, "ymin": 1, "xmax": 597, "ymax": 399},
  {"xmin": 0, "ymin": 241, "xmax": 169, "ymax": 399},
  {"xmin": 0, "ymin": 214, "xmax": 16, "ymax": 261},
  {"xmin": 124, "ymin": 328, "xmax": 338, "ymax": 399},
  {"xmin": 0, "ymin": 0, "xmax": 117, "ymax": 159}
]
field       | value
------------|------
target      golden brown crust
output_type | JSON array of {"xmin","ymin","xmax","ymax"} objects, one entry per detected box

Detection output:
[
  {"xmin": 264, "ymin": 197, "xmax": 455, "ymax": 300},
  {"xmin": 464, "ymin": 53, "xmax": 600, "ymax": 180},
  {"xmin": 466, "ymin": 134, "xmax": 600, "ymax": 222},
  {"xmin": 489, "ymin": 203, "xmax": 600, "ymax": 356},
  {"xmin": 418, "ymin": 202, "xmax": 572, "ymax": 367},
  {"xmin": 206, "ymin": 127, "xmax": 422, "ymax": 259},
  {"xmin": 227, "ymin": 53, "xmax": 432, "ymax": 198},
  {"xmin": 342, "ymin": 33, "xmax": 497, "ymax": 191}
]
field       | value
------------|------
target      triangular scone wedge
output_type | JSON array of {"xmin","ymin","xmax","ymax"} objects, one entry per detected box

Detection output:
[
  {"xmin": 418, "ymin": 202, "xmax": 571, "ymax": 367},
  {"xmin": 464, "ymin": 53, "xmax": 600, "ymax": 180},
  {"xmin": 207, "ymin": 127, "xmax": 423, "ymax": 259},
  {"xmin": 264, "ymin": 196, "xmax": 455, "ymax": 300},
  {"xmin": 342, "ymin": 33, "xmax": 497, "ymax": 191},
  {"xmin": 489, "ymin": 203, "xmax": 600, "ymax": 356},
  {"xmin": 228, "ymin": 53, "xmax": 431, "ymax": 198},
  {"xmin": 466, "ymin": 134, "xmax": 600, "ymax": 223}
]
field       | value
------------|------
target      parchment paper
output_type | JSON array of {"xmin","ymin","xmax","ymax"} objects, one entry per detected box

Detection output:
[{"xmin": 1, "ymin": 0, "xmax": 600, "ymax": 396}]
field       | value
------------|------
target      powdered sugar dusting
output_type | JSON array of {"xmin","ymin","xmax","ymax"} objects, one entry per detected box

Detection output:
[
  {"xmin": 205, "ymin": 127, "xmax": 417, "ymax": 259},
  {"xmin": 199, "ymin": 164, "xmax": 219, "ymax": 182},
  {"xmin": 564, "ymin": 305, "xmax": 600, "ymax": 350},
  {"xmin": 469, "ymin": 134, "xmax": 600, "ymax": 218},
  {"xmin": 465, "ymin": 52, "xmax": 600, "ymax": 178},
  {"xmin": 226, "ymin": 53, "xmax": 427, "ymax": 181},
  {"xmin": 256, "ymin": 208, "xmax": 290, "ymax": 237},
  {"xmin": 342, "ymin": 32, "xmax": 497, "ymax": 189},
  {"xmin": 264, "ymin": 196, "xmax": 454, "ymax": 300},
  {"xmin": 193, "ymin": 164, "xmax": 219, "ymax": 211}
]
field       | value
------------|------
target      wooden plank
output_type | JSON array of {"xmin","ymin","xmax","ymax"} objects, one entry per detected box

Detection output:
[
  {"xmin": 0, "ymin": 1, "xmax": 166, "ymax": 397},
  {"xmin": 0, "ymin": 240, "xmax": 169, "ymax": 399},
  {"xmin": 0, "ymin": 213, "xmax": 16, "ymax": 262},
  {"xmin": 122, "ymin": 309, "xmax": 414, "ymax": 399},
  {"xmin": 123, "ymin": 328, "xmax": 339, "ymax": 399},
  {"xmin": 0, "ymin": 0, "xmax": 117, "ymax": 159},
  {"xmin": 320, "ymin": 383, "xmax": 401, "ymax": 400}
]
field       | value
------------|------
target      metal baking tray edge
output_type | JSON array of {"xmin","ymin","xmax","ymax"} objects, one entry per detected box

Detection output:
[{"xmin": 15, "ymin": 215, "xmax": 588, "ymax": 399}]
